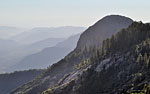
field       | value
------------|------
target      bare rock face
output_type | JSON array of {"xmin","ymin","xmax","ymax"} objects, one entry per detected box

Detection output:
[{"xmin": 76, "ymin": 15, "xmax": 133, "ymax": 50}]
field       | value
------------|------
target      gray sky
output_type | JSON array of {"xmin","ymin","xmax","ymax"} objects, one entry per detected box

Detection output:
[{"xmin": 0, "ymin": 0, "xmax": 150, "ymax": 28}]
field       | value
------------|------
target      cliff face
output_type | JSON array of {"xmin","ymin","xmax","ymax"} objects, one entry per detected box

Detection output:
[{"xmin": 76, "ymin": 15, "xmax": 133, "ymax": 50}]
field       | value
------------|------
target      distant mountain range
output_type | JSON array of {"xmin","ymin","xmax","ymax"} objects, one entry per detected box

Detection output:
[
  {"xmin": 27, "ymin": 37, "xmax": 65, "ymax": 51},
  {"xmin": 0, "ymin": 26, "xmax": 85, "ymax": 73},
  {"xmin": 11, "ymin": 26, "xmax": 86, "ymax": 44},
  {"xmin": 6, "ymin": 34, "xmax": 81, "ymax": 71},
  {"xmin": 0, "ymin": 39, "xmax": 19, "ymax": 52},
  {"xmin": 0, "ymin": 26, "xmax": 24, "ymax": 39}
]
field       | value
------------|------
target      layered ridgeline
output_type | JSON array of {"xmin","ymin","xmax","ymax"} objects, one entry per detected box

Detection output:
[
  {"xmin": 10, "ymin": 15, "xmax": 133, "ymax": 94},
  {"xmin": 7, "ymin": 34, "xmax": 81, "ymax": 71},
  {"xmin": 43, "ymin": 22, "xmax": 150, "ymax": 94},
  {"xmin": 0, "ymin": 69, "xmax": 44, "ymax": 94},
  {"xmin": 1, "ymin": 26, "xmax": 85, "ymax": 73},
  {"xmin": 11, "ymin": 26, "xmax": 85, "ymax": 44}
]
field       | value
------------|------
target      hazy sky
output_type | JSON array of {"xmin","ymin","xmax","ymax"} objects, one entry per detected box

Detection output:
[{"xmin": 0, "ymin": 0, "xmax": 150, "ymax": 28}]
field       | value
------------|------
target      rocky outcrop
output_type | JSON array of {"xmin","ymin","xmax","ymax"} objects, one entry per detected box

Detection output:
[{"xmin": 76, "ymin": 15, "xmax": 133, "ymax": 50}]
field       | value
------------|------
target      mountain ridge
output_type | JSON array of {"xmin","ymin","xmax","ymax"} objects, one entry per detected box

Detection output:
[
  {"xmin": 43, "ymin": 22, "xmax": 150, "ymax": 94},
  {"xmin": 76, "ymin": 15, "xmax": 133, "ymax": 50},
  {"xmin": 10, "ymin": 15, "xmax": 134, "ymax": 94}
]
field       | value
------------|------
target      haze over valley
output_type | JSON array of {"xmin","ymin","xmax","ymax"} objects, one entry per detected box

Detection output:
[{"xmin": 0, "ymin": 26, "xmax": 86, "ymax": 73}]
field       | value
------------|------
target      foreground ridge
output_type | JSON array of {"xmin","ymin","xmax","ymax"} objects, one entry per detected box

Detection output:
[{"xmin": 43, "ymin": 22, "xmax": 150, "ymax": 94}]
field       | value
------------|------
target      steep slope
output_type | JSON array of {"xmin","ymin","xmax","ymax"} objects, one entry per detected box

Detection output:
[
  {"xmin": 11, "ymin": 15, "xmax": 133, "ymax": 94},
  {"xmin": 43, "ymin": 22, "xmax": 150, "ymax": 94},
  {"xmin": 76, "ymin": 15, "xmax": 133, "ymax": 50},
  {"xmin": 0, "ymin": 69, "xmax": 44, "ymax": 94}
]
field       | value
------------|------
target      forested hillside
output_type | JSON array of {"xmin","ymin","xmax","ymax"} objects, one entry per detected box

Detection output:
[
  {"xmin": 11, "ymin": 15, "xmax": 133, "ymax": 94},
  {"xmin": 43, "ymin": 22, "xmax": 150, "ymax": 94}
]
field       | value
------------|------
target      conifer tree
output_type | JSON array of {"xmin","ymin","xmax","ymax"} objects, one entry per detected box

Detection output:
[
  {"xmin": 136, "ymin": 53, "xmax": 143, "ymax": 63},
  {"xmin": 144, "ymin": 53, "xmax": 148, "ymax": 63},
  {"xmin": 135, "ymin": 45, "xmax": 139, "ymax": 53}
]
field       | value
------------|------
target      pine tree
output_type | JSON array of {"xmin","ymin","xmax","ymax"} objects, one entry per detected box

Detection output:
[
  {"xmin": 146, "ymin": 58, "xmax": 149, "ymax": 67},
  {"xmin": 144, "ymin": 53, "xmax": 148, "ymax": 63},
  {"xmin": 135, "ymin": 45, "xmax": 139, "ymax": 53},
  {"xmin": 147, "ymin": 56, "xmax": 150, "ymax": 67},
  {"xmin": 136, "ymin": 53, "xmax": 143, "ymax": 63},
  {"xmin": 143, "ymin": 41, "xmax": 146, "ymax": 47}
]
